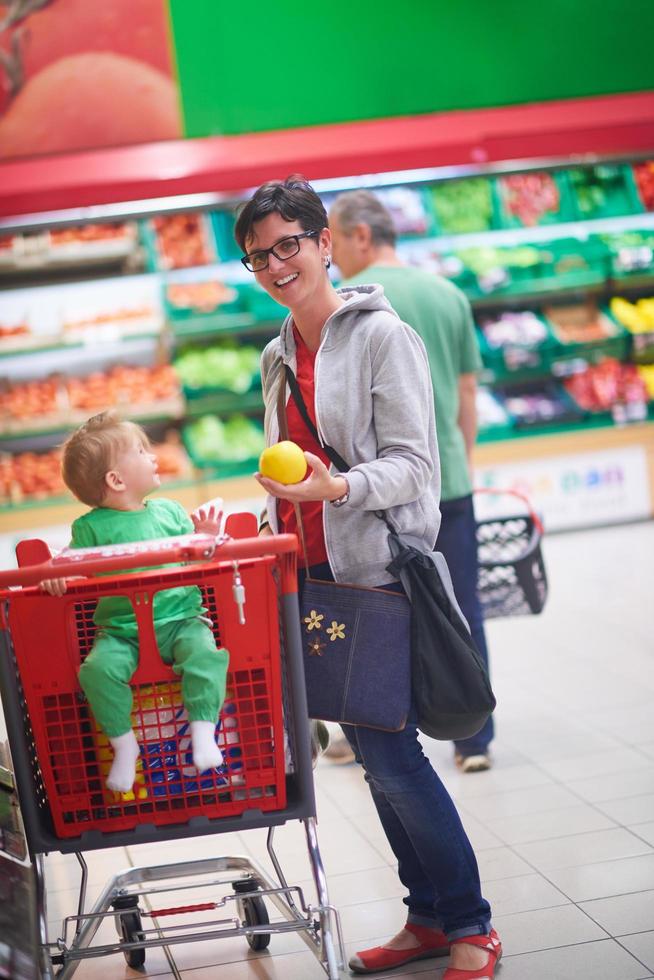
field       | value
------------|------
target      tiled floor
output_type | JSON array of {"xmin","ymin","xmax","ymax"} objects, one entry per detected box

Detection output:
[{"xmin": 29, "ymin": 521, "xmax": 654, "ymax": 977}]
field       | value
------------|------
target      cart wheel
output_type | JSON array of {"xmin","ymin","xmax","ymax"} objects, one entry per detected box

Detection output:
[
  {"xmin": 233, "ymin": 878, "xmax": 271, "ymax": 951},
  {"xmin": 112, "ymin": 895, "xmax": 146, "ymax": 969},
  {"xmin": 242, "ymin": 895, "xmax": 271, "ymax": 951}
]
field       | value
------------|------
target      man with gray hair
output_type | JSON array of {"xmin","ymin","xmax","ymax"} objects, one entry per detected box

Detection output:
[{"xmin": 328, "ymin": 189, "xmax": 494, "ymax": 773}]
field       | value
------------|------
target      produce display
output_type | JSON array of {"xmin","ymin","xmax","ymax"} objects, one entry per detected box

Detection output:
[
  {"xmin": 0, "ymin": 449, "xmax": 64, "ymax": 503},
  {"xmin": 499, "ymin": 384, "xmax": 580, "ymax": 427},
  {"xmin": 633, "ymin": 161, "xmax": 654, "ymax": 211},
  {"xmin": 62, "ymin": 304, "xmax": 159, "ymax": 338},
  {"xmin": 544, "ymin": 302, "xmax": 618, "ymax": 345},
  {"xmin": 563, "ymin": 359, "xmax": 648, "ymax": 414},
  {"xmin": 173, "ymin": 343, "xmax": 261, "ymax": 394},
  {"xmin": 497, "ymin": 172, "xmax": 561, "ymax": 226},
  {"xmin": 67, "ymin": 365, "xmax": 180, "ymax": 413},
  {"xmin": 151, "ymin": 214, "xmax": 214, "ymax": 269},
  {"xmin": 431, "ymin": 177, "xmax": 494, "ymax": 234},
  {"xmin": 166, "ymin": 280, "xmax": 237, "ymax": 313},
  {"xmin": 49, "ymin": 223, "xmax": 132, "ymax": 246},
  {"xmin": 0, "ymin": 377, "xmax": 61, "ymax": 422},
  {"xmin": 599, "ymin": 230, "xmax": 654, "ymax": 275},
  {"xmin": 476, "ymin": 387, "xmax": 511, "ymax": 429},
  {"xmin": 479, "ymin": 311, "xmax": 548, "ymax": 349},
  {"xmin": 183, "ymin": 414, "xmax": 266, "ymax": 467},
  {"xmin": 0, "ymin": 437, "xmax": 191, "ymax": 506},
  {"xmin": 1, "ymin": 158, "xmax": 653, "ymax": 520},
  {"xmin": 568, "ymin": 165, "xmax": 635, "ymax": 219},
  {"xmin": 375, "ymin": 187, "xmax": 431, "ymax": 236},
  {"xmin": 638, "ymin": 364, "xmax": 654, "ymax": 399},
  {"xmin": 1, "ymin": 365, "xmax": 182, "ymax": 433},
  {"xmin": 0, "ymin": 322, "xmax": 29, "ymax": 338}
]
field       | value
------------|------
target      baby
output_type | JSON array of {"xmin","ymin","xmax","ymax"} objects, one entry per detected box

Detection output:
[{"xmin": 40, "ymin": 411, "xmax": 229, "ymax": 793}]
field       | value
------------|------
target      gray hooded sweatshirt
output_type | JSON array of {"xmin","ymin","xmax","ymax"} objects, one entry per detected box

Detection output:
[{"xmin": 260, "ymin": 284, "xmax": 441, "ymax": 587}]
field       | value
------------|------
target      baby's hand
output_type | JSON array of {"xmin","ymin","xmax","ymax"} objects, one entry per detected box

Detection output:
[
  {"xmin": 191, "ymin": 497, "xmax": 224, "ymax": 536},
  {"xmin": 39, "ymin": 578, "xmax": 69, "ymax": 597}
]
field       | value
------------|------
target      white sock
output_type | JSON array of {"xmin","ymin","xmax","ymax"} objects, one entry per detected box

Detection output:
[
  {"xmin": 191, "ymin": 720, "xmax": 223, "ymax": 771},
  {"xmin": 106, "ymin": 731, "xmax": 140, "ymax": 793}
]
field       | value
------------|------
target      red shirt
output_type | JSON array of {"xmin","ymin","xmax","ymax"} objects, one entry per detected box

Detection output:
[{"xmin": 277, "ymin": 328, "xmax": 331, "ymax": 567}]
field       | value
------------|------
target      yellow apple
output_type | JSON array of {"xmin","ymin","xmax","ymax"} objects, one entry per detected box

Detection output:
[{"xmin": 259, "ymin": 441, "xmax": 308, "ymax": 484}]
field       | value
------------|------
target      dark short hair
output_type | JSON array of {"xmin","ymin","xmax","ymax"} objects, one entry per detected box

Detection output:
[
  {"xmin": 234, "ymin": 175, "xmax": 327, "ymax": 252},
  {"xmin": 329, "ymin": 189, "xmax": 397, "ymax": 247}
]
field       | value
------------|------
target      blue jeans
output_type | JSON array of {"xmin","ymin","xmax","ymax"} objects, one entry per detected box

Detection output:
[
  {"xmin": 302, "ymin": 562, "xmax": 491, "ymax": 938},
  {"xmin": 438, "ymin": 494, "xmax": 494, "ymax": 757}
]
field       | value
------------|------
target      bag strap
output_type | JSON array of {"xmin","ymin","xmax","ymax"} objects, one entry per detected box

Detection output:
[
  {"xmin": 276, "ymin": 367, "xmax": 311, "ymax": 573},
  {"xmin": 284, "ymin": 364, "xmax": 350, "ymax": 472}
]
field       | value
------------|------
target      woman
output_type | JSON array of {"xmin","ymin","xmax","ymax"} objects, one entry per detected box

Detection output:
[{"xmin": 234, "ymin": 176, "xmax": 501, "ymax": 980}]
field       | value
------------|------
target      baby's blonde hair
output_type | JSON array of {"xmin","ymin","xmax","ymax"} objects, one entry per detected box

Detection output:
[{"xmin": 62, "ymin": 411, "xmax": 150, "ymax": 507}]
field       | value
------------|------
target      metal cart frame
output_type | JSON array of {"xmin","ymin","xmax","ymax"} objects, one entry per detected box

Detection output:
[{"xmin": 0, "ymin": 531, "xmax": 346, "ymax": 979}]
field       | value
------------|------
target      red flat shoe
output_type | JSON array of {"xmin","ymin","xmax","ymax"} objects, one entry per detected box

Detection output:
[
  {"xmin": 349, "ymin": 922, "xmax": 450, "ymax": 975},
  {"xmin": 443, "ymin": 929, "xmax": 502, "ymax": 980}
]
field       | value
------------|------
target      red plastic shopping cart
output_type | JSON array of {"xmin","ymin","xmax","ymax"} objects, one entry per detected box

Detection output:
[{"xmin": 0, "ymin": 520, "xmax": 345, "ymax": 979}]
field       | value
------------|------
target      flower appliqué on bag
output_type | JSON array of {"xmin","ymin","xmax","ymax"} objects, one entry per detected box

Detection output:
[
  {"xmin": 303, "ymin": 609, "xmax": 324, "ymax": 632},
  {"xmin": 326, "ymin": 621, "xmax": 346, "ymax": 641},
  {"xmin": 307, "ymin": 636, "xmax": 326, "ymax": 657}
]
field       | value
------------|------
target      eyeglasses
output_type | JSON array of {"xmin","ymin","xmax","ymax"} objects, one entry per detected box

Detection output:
[{"xmin": 241, "ymin": 231, "xmax": 318, "ymax": 272}]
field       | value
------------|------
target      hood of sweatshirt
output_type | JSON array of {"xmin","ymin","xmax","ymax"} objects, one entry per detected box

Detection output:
[{"xmin": 278, "ymin": 283, "xmax": 398, "ymax": 360}]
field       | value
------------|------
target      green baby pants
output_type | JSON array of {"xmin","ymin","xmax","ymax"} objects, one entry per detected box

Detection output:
[{"xmin": 79, "ymin": 617, "xmax": 229, "ymax": 738}]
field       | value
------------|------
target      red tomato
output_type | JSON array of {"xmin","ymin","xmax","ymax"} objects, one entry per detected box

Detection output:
[
  {"xmin": 0, "ymin": 52, "xmax": 181, "ymax": 159},
  {"xmin": 0, "ymin": 0, "xmax": 175, "ymax": 114}
]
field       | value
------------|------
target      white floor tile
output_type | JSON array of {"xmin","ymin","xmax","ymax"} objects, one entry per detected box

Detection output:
[
  {"xmin": 513, "ymin": 827, "xmax": 653, "ymax": 871},
  {"xmin": 580, "ymin": 889, "xmax": 654, "ymax": 937},
  {"xmin": 497, "ymin": 939, "xmax": 653, "ymax": 979},
  {"xmin": 620, "ymin": 932, "xmax": 654, "ymax": 974},
  {"xmin": 547, "ymin": 853, "xmax": 654, "ymax": 902}
]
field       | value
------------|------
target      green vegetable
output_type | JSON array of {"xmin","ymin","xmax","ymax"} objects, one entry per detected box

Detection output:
[{"xmin": 431, "ymin": 178, "xmax": 494, "ymax": 234}]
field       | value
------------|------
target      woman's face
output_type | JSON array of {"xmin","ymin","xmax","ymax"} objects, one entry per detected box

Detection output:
[{"xmin": 246, "ymin": 213, "xmax": 330, "ymax": 310}]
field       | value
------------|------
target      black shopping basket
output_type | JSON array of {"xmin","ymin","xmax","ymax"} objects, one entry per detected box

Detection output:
[{"xmin": 475, "ymin": 489, "xmax": 548, "ymax": 619}]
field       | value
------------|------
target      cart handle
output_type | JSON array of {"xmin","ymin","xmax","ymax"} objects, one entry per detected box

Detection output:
[
  {"xmin": 0, "ymin": 533, "xmax": 299, "ymax": 589},
  {"xmin": 474, "ymin": 487, "xmax": 544, "ymax": 536}
]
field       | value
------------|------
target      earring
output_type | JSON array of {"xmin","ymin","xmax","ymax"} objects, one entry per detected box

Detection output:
[{"xmin": 324, "ymin": 256, "xmax": 332, "ymax": 269}]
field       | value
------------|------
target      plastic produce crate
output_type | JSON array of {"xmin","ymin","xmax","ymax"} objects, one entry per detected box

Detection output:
[
  {"xmin": 567, "ymin": 164, "xmax": 643, "ymax": 220},
  {"xmin": 545, "ymin": 302, "xmax": 631, "ymax": 371},
  {"xmin": 211, "ymin": 210, "xmax": 243, "ymax": 263},
  {"xmin": 476, "ymin": 311, "xmax": 557, "ymax": 383},
  {"xmin": 495, "ymin": 170, "xmax": 575, "ymax": 228},
  {"xmin": 242, "ymin": 282, "xmax": 288, "ymax": 323},
  {"xmin": 429, "ymin": 177, "xmax": 500, "ymax": 235},
  {"xmin": 496, "ymin": 380, "xmax": 585, "ymax": 428}
]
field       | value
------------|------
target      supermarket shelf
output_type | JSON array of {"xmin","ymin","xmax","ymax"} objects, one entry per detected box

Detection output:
[
  {"xmin": 398, "ymin": 211, "xmax": 654, "ymax": 257},
  {"xmin": 183, "ymin": 389, "xmax": 264, "ymax": 417},
  {"xmin": 470, "ymin": 281, "xmax": 608, "ymax": 310}
]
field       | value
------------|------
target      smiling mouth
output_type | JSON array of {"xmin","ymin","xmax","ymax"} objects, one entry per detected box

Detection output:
[{"xmin": 275, "ymin": 272, "xmax": 298, "ymax": 287}]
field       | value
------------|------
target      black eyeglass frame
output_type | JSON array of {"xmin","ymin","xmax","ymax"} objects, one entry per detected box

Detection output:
[{"xmin": 241, "ymin": 230, "xmax": 319, "ymax": 272}]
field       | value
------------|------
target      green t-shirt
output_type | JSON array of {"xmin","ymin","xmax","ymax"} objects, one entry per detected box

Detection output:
[
  {"xmin": 70, "ymin": 497, "xmax": 202, "ymax": 636},
  {"xmin": 341, "ymin": 266, "xmax": 482, "ymax": 501}
]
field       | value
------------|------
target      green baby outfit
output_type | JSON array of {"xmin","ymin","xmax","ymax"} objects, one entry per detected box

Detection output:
[{"xmin": 74, "ymin": 498, "xmax": 228, "ymax": 738}]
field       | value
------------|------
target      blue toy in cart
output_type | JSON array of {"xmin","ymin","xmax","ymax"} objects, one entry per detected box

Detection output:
[{"xmin": 141, "ymin": 700, "xmax": 244, "ymax": 797}]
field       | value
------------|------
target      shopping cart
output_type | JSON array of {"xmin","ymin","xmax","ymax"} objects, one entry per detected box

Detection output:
[
  {"xmin": 0, "ymin": 518, "xmax": 346, "ymax": 979},
  {"xmin": 475, "ymin": 488, "xmax": 548, "ymax": 619}
]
